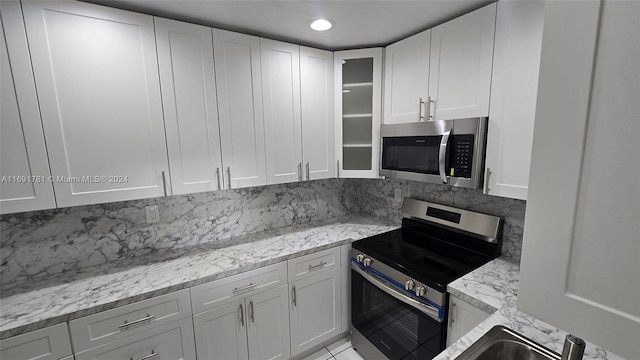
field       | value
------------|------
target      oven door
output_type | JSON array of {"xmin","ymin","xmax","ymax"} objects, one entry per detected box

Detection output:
[{"xmin": 351, "ymin": 265, "xmax": 446, "ymax": 360}]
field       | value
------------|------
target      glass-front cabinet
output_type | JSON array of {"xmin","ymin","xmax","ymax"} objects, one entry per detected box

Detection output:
[{"xmin": 334, "ymin": 48, "xmax": 382, "ymax": 178}]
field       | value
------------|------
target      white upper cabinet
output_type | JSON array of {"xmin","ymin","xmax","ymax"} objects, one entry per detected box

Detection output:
[
  {"xmin": 213, "ymin": 29, "xmax": 267, "ymax": 189},
  {"xmin": 383, "ymin": 30, "xmax": 431, "ymax": 124},
  {"xmin": 335, "ymin": 48, "xmax": 383, "ymax": 179},
  {"xmin": 0, "ymin": 1, "xmax": 55, "ymax": 214},
  {"xmin": 428, "ymin": 3, "xmax": 496, "ymax": 120},
  {"xmin": 519, "ymin": 1, "xmax": 640, "ymax": 358},
  {"xmin": 261, "ymin": 39, "xmax": 303, "ymax": 185},
  {"xmin": 484, "ymin": 0, "xmax": 544, "ymax": 200},
  {"xmin": 22, "ymin": 1, "xmax": 170, "ymax": 207},
  {"xmin": 300, "ymin": 46, "xmax": 335, "ymax": 181},
  {"xmin": 155, "ymin": 18, "xmax": 224, "ymax": 194}
]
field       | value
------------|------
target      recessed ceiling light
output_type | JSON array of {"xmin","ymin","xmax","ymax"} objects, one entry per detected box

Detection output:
[{"xmin": 310, "ymin": 19, "xmax": 333, "ymax": 31}]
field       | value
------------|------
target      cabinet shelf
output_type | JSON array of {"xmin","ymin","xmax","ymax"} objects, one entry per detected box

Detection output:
[
  {"xmin": 343, "ymin": 114, "xmax": 372, "ymax": 119},
  {"xmin": 343, "ymin": 144, "xmax": 372, "ymax": 148},
  {"xmin": 343, "ymin": 82, "xmax": 373, "ymax": 88}
]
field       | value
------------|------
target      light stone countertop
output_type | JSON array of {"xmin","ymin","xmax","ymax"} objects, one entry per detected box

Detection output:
[
  {"xmin": 0, "ymin": 215, "xmax": 399, "ymax": 340},
  {"xmin": 438, "ymin": 259, "xmax": 625, "ymax": 360}
]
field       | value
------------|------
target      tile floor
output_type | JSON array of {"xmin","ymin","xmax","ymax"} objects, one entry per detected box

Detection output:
[{"xmin": 301, "ymin": 336, "xmax": 366, "ymax": 360}]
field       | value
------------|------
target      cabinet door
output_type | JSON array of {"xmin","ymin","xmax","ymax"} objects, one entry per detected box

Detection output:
[
  {"xmin": 0, "ymin": 323, "xmax": 72, "ymax": 360},
  {"xmin": 519, "ymin": 2, "xmax": 639, "ymax": 358},
  {"xmin": 261, "ymin": 39, "xmax": 302, "ymax": 185},
  {"xmin": 75, "ymin": 317, "xmax": 196, "ymax": 360},
  {"xmin": 213, "ymin": 29, "xmax": 267, "ymax": 189},
  {"xmin": 383, "ymin": 30, "xmax": 431, "ymax": 124},
  {"xmin": 289, "ymin": 267, "xmax": 342, "ymax": 356},
  {"xmin": 0, "ymin": 1, "xmax": 55, "ymax": 214},
  {"xmin": 335, "ymin": 48, "xmax": 383, "ymax": 179},
  {"xmin": 340, "ymin": 244, "xmax": 351, "ymax": 333},
  {"xmin": 446, "ymin": 295, "xmax": 491, "ymax": 347},
  {"xmin": 429, "ymin": 3, "xmax": 496, "ymax": 120},
  {"xmin": 193, "ymin": 299, "xmax": 249, "ymax": 360},
  {"xmin": 22, "ymin": 1, "xmax": 170, "ymax": 207},
  {"xmin": 155, "ymin": 18, "xmax": 224, "ymax": 195},
  {"xmin": 246, "ymin": 286, "xmax": 291, "ymax": 360},
  {"xmin": 300, "ymin": 46, "xmax": 335, "ymax": 181},
  {"xmin": 484, "ymin": 0, "xmax": 544, "ymax": 200}
]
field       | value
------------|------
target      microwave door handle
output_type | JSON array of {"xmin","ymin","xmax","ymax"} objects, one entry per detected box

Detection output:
[{"xmin": 439, "ymin": 129, "xmax": 451, "ymax": 184}]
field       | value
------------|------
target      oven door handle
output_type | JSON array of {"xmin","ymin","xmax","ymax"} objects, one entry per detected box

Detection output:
[
  {"xmin": 438, "ymin": 129, "xmax": 451, "ymax": 184},
  {"xmin": 351, "ymin": 264, "xmax": 442, "ymax": 322}
]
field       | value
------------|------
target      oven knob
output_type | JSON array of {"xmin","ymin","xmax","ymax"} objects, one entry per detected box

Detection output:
[
  {"xmin": 404, "ymin": 280, "xmax": 415, "ymax": 291},
  {"xmin": 356, "ymin": 254, "xmax": 364, "ymax": 263},
  {"xmin": 363, "ymin": 257, "xmax": 372, "ymax": 267},
  {"xmin": 415, "ymin": 286, "xmax": 426, "ymax": 297}
]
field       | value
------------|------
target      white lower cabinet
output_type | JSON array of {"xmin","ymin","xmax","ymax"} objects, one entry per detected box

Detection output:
[
  {"xmin": 193, "ymin": 285, "xmax": 290, "ymax": 360},
  {"xmin": 446, "ymin": 295, "xmax": 492, "ymax": 346},
  {"xmin": 0, "ymin": 323, "xmax": 72, "ymax": 360},
  {"xmin": 74, "ymin": 317, "xmax": 196, "ymax": 360},
  {"xmin": 340, "ymin": 244, "xmax": 352, "ymax": 333},
  {"xmin": 193, "ymin": 299, "xmax": 248, "ymax": 360},
  {"xmin": 289, "ymin": 267, "xmax": 342, "ymax": 356},
  {"xmin": 247, "ymin": 286, "xmax": 291, "ymax": 360},
  {"xmin": 69, "ymin": 290, "xmax": 192, "ymax": 353}
]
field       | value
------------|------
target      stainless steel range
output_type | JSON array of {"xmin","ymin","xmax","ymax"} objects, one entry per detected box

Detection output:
[{"xmin": 350, "ymin": 198, "xmax": 503, "ymax": 360}]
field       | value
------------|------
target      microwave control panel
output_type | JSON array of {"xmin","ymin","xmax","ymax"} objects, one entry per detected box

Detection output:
[{"xmin": 448, "ymin": 135, "xmax": 474, "ymax": 178}]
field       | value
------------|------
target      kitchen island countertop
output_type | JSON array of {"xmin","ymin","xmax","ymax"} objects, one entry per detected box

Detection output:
[
  {"xmin": 0, "ymin": 215, "xmax": 399, "ymax": 339},
  {"xmin": 439, "ymin": 258, "xmax": 624, "ymax": 360}
]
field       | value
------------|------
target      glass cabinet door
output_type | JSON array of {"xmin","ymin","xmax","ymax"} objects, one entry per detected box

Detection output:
[{"xmin": 335, "ymin": 48, "xmax": 382, "ymax": 178}]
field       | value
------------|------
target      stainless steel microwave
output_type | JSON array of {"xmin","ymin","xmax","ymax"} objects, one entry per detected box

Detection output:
[{"xmin": 379, "ymin": 118, "xmax": 487, "ymax": 189}]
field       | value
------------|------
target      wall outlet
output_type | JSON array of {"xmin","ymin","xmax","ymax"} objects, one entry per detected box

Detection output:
[
  {"xmin": 145, "ymin": 205, "xmax": 160, "ymax": 224},
  {"xmin": 394, "ymin": 188, "xmax": 402, "ymax": 202}
]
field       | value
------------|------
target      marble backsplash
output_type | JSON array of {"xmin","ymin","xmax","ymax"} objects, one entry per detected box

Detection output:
[
  {"xmin": 1, "ymin": 177, "xmax": 525, "ymax": 287},
  {"xmin": 342, "ymin": 178, "xmax": 526, "ymax": 262},
  {"xmin": 0, "ymin": 179, "xmax": 345, "ymax": 287}
]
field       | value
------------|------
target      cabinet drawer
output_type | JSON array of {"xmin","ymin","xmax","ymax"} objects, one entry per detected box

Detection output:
[
  {"xmin": 287, "ymin": 247, "xmax": 340, "ymax": 281},
  {"xmin": 190, "ymin": 262, "xmax": 287, "ymax": 314},
  {"xmin": 75, "ymin": 317, "xmax": 196, "ymax": 360},
  {"xmin": 0, "ymin": 323, "xmax": 72, "ymax": 360},
  {"xmin": 69, "ymin": 289, "xmax": 191, "ymax": 352}
]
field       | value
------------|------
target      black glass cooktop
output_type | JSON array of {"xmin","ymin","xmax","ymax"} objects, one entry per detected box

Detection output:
[{"xmin": 352, "ymin": 218, "xmax": 498, "ymax": 292}]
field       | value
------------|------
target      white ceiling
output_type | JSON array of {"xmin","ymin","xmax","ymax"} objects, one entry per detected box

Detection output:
[{"xmin": 83, "ymin": 0, "xmax": 495, "ymax": 50}]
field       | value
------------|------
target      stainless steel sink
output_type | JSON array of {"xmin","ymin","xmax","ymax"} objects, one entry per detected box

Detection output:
[{"xmin": 455, "ymin": 325, "xmax": 561, "ymax": 360}]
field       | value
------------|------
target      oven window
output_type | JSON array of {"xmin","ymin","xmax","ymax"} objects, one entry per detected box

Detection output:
[
  {"xmin": 381, "ymin": 136, "xmax": 442, "ymax": 174},
  {"xmin": 351, "ymin": 270, "xmax": 444, "ymax": 360}
]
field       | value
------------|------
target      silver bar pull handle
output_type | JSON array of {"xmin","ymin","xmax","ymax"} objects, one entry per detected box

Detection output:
[
  {"xmin": 291, "ymin": 286, "xmax": 297, "ymax": 307},
  {"xmin": 308, "ymin": 261, "xmax": 327, "ymax": 272},
  {"xmin": 249, "ymin": 301, "xmax": 254, "ymax": 323},
  {"xmin": 438, "ymin": 129, "xmax": 451, "ymax": 184},
  {"xmin": 227, "ymin": 167, "xmax": 232, "ymax": 189},
  {"xmin": 337, "ymin": 160, "xmax": 340, "ymax": 178},
  {"xmin": 298, "ymin": 162, "xmax": 302, "ymax": 181},
  {"xmin": 306, "ymin": 162, "xmax": 310, "ymax": 181},
  {"xmin": 119, "ymin": 315, "xmax": 155, "ymax": 331},
  {"xmin": 216, "ymin": 167, "xmax": 221, "ymax": 190},
  {"xmin": 132, "ymin": 351, "xmax": 159, "ymax": 360},
  {"xmin": 232, "ymin": 283, "xmax": 256, "ymax": 295},
  {"xmin": 485, "ymin": 167, "xmax": 492, "ymax": 194},
  {"xmin": 419, "ymin": 98, "xmax": 425, "ymax": 121},
  {"xmin": 427, "ymin": 96, "xmax": 435, "ymax": 120},
  {"xmin": 239, "ymin": 303, "xmax": 245, "ymax": 327},
  {"xmin": 161, "ymin": 171, "xmax": 167, "ymax": 196}
]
